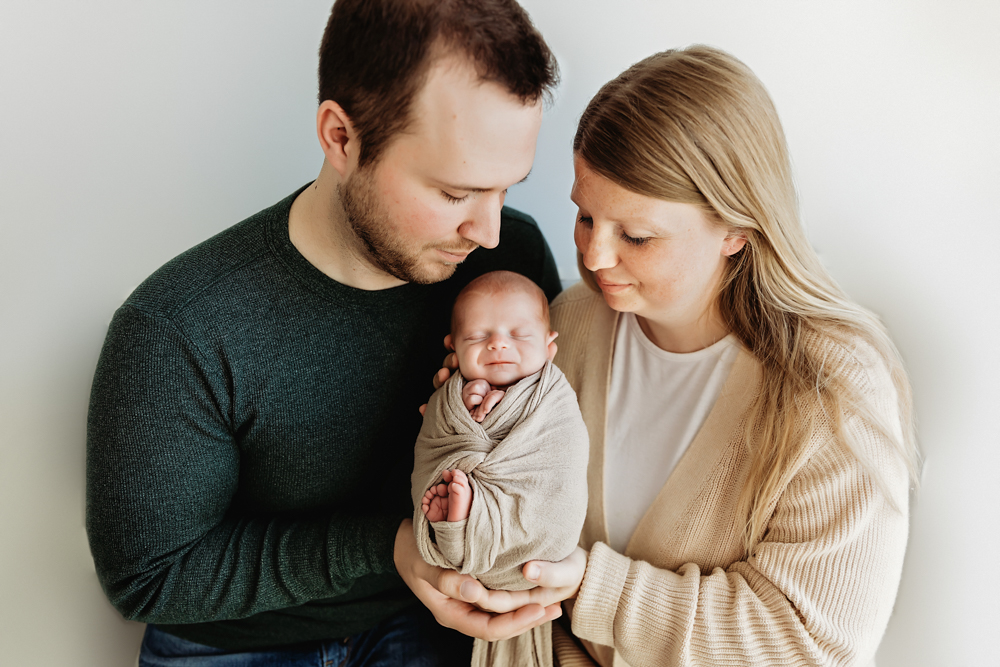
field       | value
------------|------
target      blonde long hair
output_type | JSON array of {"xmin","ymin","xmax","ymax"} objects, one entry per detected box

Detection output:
[{"xmin": 574, "ymin": 46, "xmax": 919, "ymax": 552}]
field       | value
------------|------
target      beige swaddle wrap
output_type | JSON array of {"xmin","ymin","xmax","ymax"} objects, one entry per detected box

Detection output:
[{"xmin": 411, "ymin": 360, "xmax": 588, "ymax": 667}]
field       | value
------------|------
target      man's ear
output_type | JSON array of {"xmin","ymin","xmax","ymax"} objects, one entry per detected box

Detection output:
[
  {"xmin": 546, "ymin": 330, "xmax": 559, "ymax": 361},
  {"xmin": 722, "ymin": 231, "xmax": 747, "ymax": 257},
  {"xmin": 316, "ymin": 100, "xmax": 358, "ymax": 178},
  {"xmin": 444, "ymin": 334, "xmax": 455, "ymax": 351}
]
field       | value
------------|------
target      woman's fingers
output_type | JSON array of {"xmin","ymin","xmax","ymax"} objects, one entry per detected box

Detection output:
[
  {"xmin": 523, "ymin": 547, "xmax": 588, "ymax": 592},
  {"xmin": 460, "ymin": 549, "xmax": 590, "ymax": 613}
]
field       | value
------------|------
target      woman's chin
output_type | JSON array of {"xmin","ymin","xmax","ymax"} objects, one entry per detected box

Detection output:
[{"xmin": 599, "ymin": 289, "xmax": 637, "ymax": 314}]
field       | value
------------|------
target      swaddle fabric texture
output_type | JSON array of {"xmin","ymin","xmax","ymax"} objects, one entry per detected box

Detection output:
[{"xmin": 411, "ymin": 360, "xmax": 589, "ymax": 666}]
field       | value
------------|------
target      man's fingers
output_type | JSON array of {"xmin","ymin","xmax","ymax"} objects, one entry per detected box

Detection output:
[
  {"xmin": 433, "ymin": 367, "xmax": 451, "ymax": 390},
  {"xmin": 418, "ymin": 403, "xmax": 427, "ymax": 415},
  {"xmin": 471, "ymin": 587, "xmax": 535, "ymax": 613},
  {"xmin": 437, "ymin": 568, "xmax": 486, "ymax": 604},
  {"xmin": 472, "ymin": 603, "xmax": 560, "ymax": 641}
]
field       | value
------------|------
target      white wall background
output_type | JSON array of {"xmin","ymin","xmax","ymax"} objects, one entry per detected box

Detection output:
[{"xmin": 1, "ymin": 1, "xmax": 997, "ymax": 664}]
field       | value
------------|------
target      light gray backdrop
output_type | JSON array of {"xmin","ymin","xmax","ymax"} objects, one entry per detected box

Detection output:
[{"xmin": 1, "ymin": 1, "xmax": 997, "ymax": 665}]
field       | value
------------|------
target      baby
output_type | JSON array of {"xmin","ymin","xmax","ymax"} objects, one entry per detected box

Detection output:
[
  {"xmin": 410, "ymin": 270, "xmax": 588, "ymax": 592},
  {"xmin": 421, "ymin": 270, "xmax": 558, "ymax": 524},
  {"xmin": 410, "ymin": 270, "xmax": 588, "ymax": 665}
]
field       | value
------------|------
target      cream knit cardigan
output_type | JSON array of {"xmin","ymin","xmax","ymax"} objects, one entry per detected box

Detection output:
[{"xmin": 548, "ymin": 283, "xmax": 910, "ymax": 667}]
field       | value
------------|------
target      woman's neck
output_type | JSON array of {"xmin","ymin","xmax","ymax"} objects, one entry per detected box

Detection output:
[{"xmin": 635, "ymin": 309, "xmax": 730, "ymax": 354}]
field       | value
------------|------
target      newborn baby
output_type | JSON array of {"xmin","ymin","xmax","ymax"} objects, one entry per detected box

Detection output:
[
  {"xmin": 411, "ymin": 270, "xmax": 588, "ymax": 590},
  {"xmin": 421, "ymin": 270, "xmax": 559, "ymax": 523},
  {"xmin": 411, "ymin": 271, "xmax": 589, "ymax": 667}
]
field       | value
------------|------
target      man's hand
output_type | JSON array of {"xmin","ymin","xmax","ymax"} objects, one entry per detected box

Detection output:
[
  {"xmin": 419, "ymin": 350, "xmax": 460, "ymax": 416},
  {"xmin": 433, "ymin": 352, "xmax": 458, "ymax": 390},
  {"xmin": 455, "ymin": 547, "xmax": 588, "ymax": 614},
  {"xmin": 394, "ymin": 519, "xmax": 562, "ymax": 641}
]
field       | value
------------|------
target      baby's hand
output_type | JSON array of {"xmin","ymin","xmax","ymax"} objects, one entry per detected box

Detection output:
[
  {"xmin": 471, "ymin": 388, "xmax": 505, "ymax": 423},
  {"xmin": 462, "ymin": 379, "xmax": 492, "ymax": 411}
]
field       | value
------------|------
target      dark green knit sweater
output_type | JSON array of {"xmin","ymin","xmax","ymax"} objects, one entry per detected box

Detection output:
[{"xmin": 86, "ymin": 185, "xmax": 561, "ymax": 649}]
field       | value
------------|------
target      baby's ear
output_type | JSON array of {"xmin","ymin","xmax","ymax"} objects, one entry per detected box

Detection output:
[
  {"xmin": 546, "ymin": 330, "xmax": 559, "ymax": 361},
  {"xmin": 444, "ymin": 334, "xmax": 455, "ymax": 351}
]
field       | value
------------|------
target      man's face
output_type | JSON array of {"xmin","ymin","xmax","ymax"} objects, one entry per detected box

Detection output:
[{"xmin": 342, "ymin": 53, "xmax": 543, "ymax": 284}]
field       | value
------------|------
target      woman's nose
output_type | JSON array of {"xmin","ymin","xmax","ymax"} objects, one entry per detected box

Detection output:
[{"xmin": 576, "ymin": 222, "xmax": 618, "ymax": 271}]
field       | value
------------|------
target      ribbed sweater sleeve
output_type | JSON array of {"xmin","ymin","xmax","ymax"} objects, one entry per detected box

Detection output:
[
  {"xmin": 87, "ymin": 305, "xmax": 398, "ymax": 624},
  {"xmin": 569, "ymin": 422, "xmax": 910, "ymax": 667}
]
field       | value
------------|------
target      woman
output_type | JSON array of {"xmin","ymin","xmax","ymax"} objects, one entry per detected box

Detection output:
[{"xmin": 437, "ymin": 45, "xmax": 918, "ymax": 666}]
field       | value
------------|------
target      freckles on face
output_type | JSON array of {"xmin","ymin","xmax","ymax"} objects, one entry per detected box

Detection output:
[{"xmin": 571, "ymin": 157, "xmax": 731, "ymax": 322}]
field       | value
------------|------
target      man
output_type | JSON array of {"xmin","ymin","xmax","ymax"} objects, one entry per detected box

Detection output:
[{"xmin": 86, "ymin": 1, "xmax": 563, "ymax": 663}]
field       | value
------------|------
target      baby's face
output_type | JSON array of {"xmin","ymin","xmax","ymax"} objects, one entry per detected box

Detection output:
[{"xmin": 449, "ymin": 289, "xmax": 557, "ymax": 387}]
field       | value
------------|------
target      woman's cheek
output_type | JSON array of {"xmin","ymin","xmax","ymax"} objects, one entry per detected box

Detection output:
[{"xmin": 573, "ymin": 223, "xmax": 590, "ymax": 253}]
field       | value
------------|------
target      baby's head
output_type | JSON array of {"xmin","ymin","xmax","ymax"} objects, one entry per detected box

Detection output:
[{"xmin": 446, "ymin": 271, "xmax": 558, "ymax": 387}]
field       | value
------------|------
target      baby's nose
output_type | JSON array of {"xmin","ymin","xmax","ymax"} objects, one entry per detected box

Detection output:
[{"xmin": 487, "ymin": 334, "xmax": 509, "ymax": 350}]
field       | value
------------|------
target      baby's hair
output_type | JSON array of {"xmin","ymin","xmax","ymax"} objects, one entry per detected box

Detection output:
[{"xmin": 451, "ymin": 271, "xmax": 550, "ymax": 334}]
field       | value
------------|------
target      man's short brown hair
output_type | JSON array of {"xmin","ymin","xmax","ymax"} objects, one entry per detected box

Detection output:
[{"xmin": 318, "ymin": 0, "xmax": 558, "ymax": 168}]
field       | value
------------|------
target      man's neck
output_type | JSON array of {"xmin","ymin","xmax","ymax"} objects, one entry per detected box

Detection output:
[{"xmin": 288, "ymin": 167, "xmax": 406, "ymax": 291}]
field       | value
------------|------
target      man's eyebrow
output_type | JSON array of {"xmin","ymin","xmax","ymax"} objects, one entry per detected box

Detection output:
[{"xmin": 441, "ymin": 170, "xmax": 533, "ymax": 193}]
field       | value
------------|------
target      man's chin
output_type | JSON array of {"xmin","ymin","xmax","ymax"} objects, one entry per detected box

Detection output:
[{"xmin": 405, "ymin": 260, "xmax": 459, "ymax": 285}]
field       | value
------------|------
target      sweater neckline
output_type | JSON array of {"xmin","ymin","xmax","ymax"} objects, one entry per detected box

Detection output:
[{"xmin": 266, "ymin": 183, "xmax": 425, "ymax": 308}]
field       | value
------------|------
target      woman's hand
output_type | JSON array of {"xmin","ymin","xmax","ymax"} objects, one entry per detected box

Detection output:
[
  {"xmin": 394, "ymin": 519, "xmax": 562, "ymax": 641},
  {"xmin": 456, "ymin": 547, "xmax": 589, "ymax": 614}
]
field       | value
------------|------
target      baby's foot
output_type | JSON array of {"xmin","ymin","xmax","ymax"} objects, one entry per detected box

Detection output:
[
  {"xmin": 447, "ymin": 469, "xmax": 472, "ymax": 522},
  {"xmin": 421, "ymin": 482, "xmax": 450, "ymax": 523}
]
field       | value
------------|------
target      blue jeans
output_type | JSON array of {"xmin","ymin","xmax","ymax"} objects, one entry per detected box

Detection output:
[{"xmin": 138, "ymin": 604, "xmax": 472, "ymax": 667}]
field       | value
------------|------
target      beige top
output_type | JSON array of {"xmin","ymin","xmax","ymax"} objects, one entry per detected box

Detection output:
[
  {"xmin": 606, "ymin": 315, "xmax": 739, "ymax": 552},
  {"xmin": 549, "ymin": 283, "xmax": 910, "ymax": 667}
]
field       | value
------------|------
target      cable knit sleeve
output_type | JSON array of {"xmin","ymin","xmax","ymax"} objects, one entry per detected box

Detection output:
[{"xmin": 570, "ymin": 420, "xmax": 910, "ymax": 667}]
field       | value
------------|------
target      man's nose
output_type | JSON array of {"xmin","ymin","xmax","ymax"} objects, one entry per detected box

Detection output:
[{"xmin": 458, "ymin": 193, "xmax": 502, "ymax": 249}]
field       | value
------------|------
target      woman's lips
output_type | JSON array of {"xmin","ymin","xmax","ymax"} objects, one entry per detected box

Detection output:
[{"xmin": 596, "ymin": 278, "xmax": 632, "ymax": 294}]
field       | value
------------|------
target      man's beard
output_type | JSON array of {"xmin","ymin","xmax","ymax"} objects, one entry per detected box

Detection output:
[{"xmin": 339, "ymin": 169, "xmax": 474, "ymax": 285}]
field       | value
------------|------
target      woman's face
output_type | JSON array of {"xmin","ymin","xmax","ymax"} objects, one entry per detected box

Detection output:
[{"xmin": 571, "ymin": 156, "xmax": 745, "ymax": 350}]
